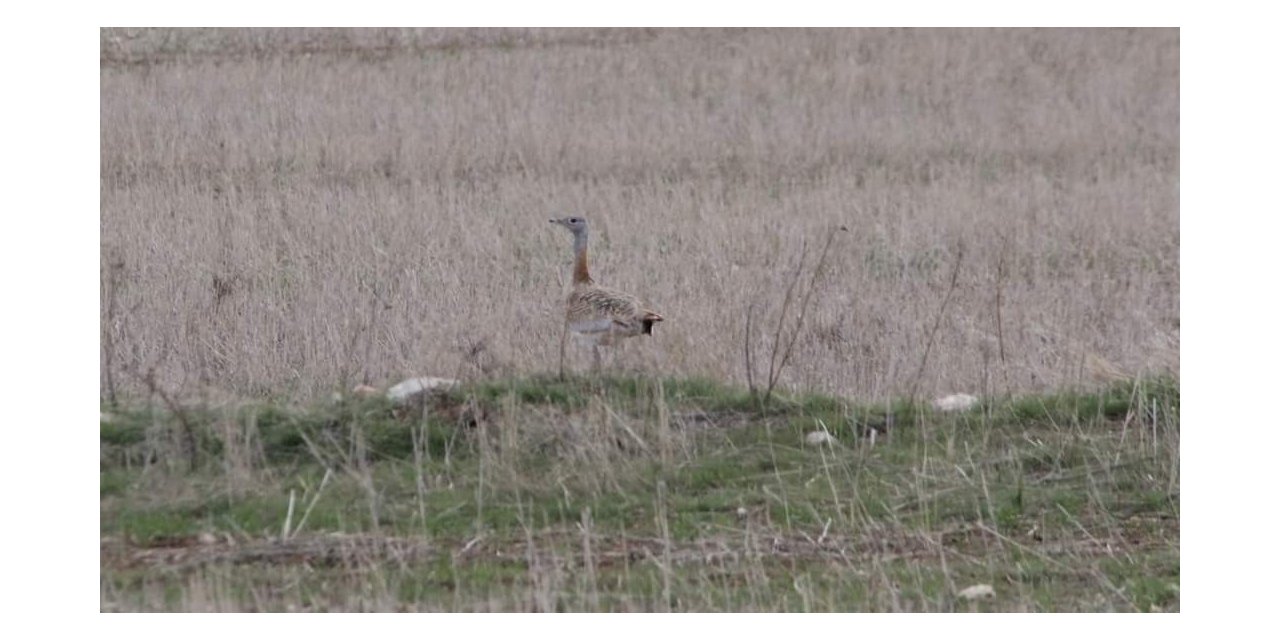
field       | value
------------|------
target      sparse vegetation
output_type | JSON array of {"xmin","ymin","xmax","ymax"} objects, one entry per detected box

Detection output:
[
  {"xmin": 100, "ymin": 27, "xmax": 1178, "ymax": 401},
  {"xmin": 100, "ymin": 374, "xmax": 1178, "ymax": 612},
  {"xmin": 100, "ymin": 28, "xmax": 1178, "ymax": 612}
]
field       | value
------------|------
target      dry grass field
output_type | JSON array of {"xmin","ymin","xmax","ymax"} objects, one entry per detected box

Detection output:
[
  {"xmin": 101, "ymin": 27, "xmax": 1178, "ymax": 401},
  {"xmin": 100, "ymin": 28, "xmax": 1179, "ymax": 613}
]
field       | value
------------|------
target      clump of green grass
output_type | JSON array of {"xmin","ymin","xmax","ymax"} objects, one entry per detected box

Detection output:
[
  {"xmin": 1000, "ymin": 377, "xmax": 1177, "ymax": 427},
  {"xmin": 102, "ymin": 373, "xmax": 1178, "ymax": 611}
]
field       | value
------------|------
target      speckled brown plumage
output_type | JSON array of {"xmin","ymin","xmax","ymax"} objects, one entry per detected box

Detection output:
[
  {"xmin": 566, "ymin": 284, "xmax": 663, "ymax": 345},
  {"xmin": 550, "ymin": 216, "xmax": 663, "ymax": 348}
]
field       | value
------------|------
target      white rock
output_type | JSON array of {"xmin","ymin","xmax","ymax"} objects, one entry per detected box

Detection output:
[
  {"xmin": 387, "ymin": 376, "xmax": 459, "ymax": 403},
  {"xmin": 957, "ymin": 584, "xmax": 995, "ymax": 600},
  {"xmin": 804, "ymin": 431, "xmax": 836, "ymax": 446},
  {"xmin": 932, "ymin": 393, "xmax": 979, "ymax": 412}
]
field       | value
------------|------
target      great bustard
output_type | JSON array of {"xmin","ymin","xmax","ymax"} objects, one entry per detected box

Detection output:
[{"xmin": 550, "ymin": 216, "xmax": 663, "ymax": 369}]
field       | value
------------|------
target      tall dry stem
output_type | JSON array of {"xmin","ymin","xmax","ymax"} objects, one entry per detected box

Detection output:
[
  {"xmin": 907, "ymin": 245, "xmax": 965, "ymax": 404},
  {"xmin": 746, "ymin": 226, "xmax": 846, "ymax": 406}
]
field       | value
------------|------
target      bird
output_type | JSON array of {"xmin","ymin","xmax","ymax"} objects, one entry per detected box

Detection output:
[{"xmin": 549, "ymin": 216, "xmax": 663, "ymax": 370}]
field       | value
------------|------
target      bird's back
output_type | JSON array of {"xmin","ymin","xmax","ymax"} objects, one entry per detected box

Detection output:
[{"xmin": 566, "ymin": 284, "xmax": 660, "ymax": 344}]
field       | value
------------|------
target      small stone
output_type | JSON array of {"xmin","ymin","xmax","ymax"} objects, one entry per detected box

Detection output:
[
  {"xmin": 387, "ymin": 377, "xmax": 459, "ymax": 403},
  {"xmin": 933, "ymin": 393, "xmax": 979, "ymax": 412},
  {"xmin": 804, "ymin": 431, "xmax": 836, "ymax": 446},
  {"xmin": 957, "ymin": 584, "xmax": 995, "ymax": 600}
]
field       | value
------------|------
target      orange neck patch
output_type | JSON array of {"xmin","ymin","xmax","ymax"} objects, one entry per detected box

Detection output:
[{"xmin": 573, "ymin": 246, "xmax": 593, "ymax": 285}]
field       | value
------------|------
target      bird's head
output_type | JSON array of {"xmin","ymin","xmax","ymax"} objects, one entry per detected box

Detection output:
[{"xmin": 550, "ymin": 216, "xmax": 588, "ymax": 235}]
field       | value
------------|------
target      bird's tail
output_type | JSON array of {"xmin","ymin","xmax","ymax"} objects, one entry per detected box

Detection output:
[{"xmin": 641, "ymin": 311, "xmax": 664, "ymax": 335}]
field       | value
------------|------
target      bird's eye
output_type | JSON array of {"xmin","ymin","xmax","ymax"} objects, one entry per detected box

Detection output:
[{"xmin": 569, "ymin": 218, "xmax": 580, "ymax": 224}]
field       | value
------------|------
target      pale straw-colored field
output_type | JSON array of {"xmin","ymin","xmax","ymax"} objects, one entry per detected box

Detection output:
[{"xmin": 100, "ymin": 28, "xmax": 1178, "ymax": 401}]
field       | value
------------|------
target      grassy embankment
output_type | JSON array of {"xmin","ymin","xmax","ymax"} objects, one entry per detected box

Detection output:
[{"xmin": 101, "ymin": 374, "xmax": 1178, "ymax": 612}]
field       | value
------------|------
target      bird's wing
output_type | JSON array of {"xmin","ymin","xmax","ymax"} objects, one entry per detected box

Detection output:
[{"xmin": 567, "ymin": 286, "xmax": 646, "ymax": 330}]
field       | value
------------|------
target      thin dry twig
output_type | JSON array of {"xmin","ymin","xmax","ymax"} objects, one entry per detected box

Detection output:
[
  {"xmin": 765, "ymin": 240, "xmax": 808, "ymax": 394},
  {"xmin": 907, "ymin": 244, "xmax": 965, "ymax": 403},
  {"xmin": 743, "ymin": 303, "xmax": 757, "ymax": 394},
  {"xmin": 993, "ymin": 234, "xmax": 1012, "ymax": 396},
  {"xmin": 123, "ymin": 338, "xmax": 199, "ymax": 472},
  {"xmin": 752, "ymin": 225, "xmax": 847, "ymax": 406},
  {"xmin": 101, "ymin": 253, "xmax": 126, "ymax": 408},
  {"xmin": 289, "ymin": 468, "xmax": 334, "ymax": 540},
  {"xmin": 766, "ymin": 228, "xmax": 843, "ymax": 401}
]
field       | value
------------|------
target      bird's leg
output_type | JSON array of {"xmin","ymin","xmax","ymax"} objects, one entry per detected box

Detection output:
[
  {"xmin": 592, "ymin": 345, "xmax": 602, "ymax": 371},
  {"xmin": 558, "ymin": 321, "xmax": 569, "ymax": 380}
]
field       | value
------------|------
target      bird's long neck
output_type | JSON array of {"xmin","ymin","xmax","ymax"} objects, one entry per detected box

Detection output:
[{"xmin": 572, "ymin": 231, "xmax": 593, "ymax": 285}]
